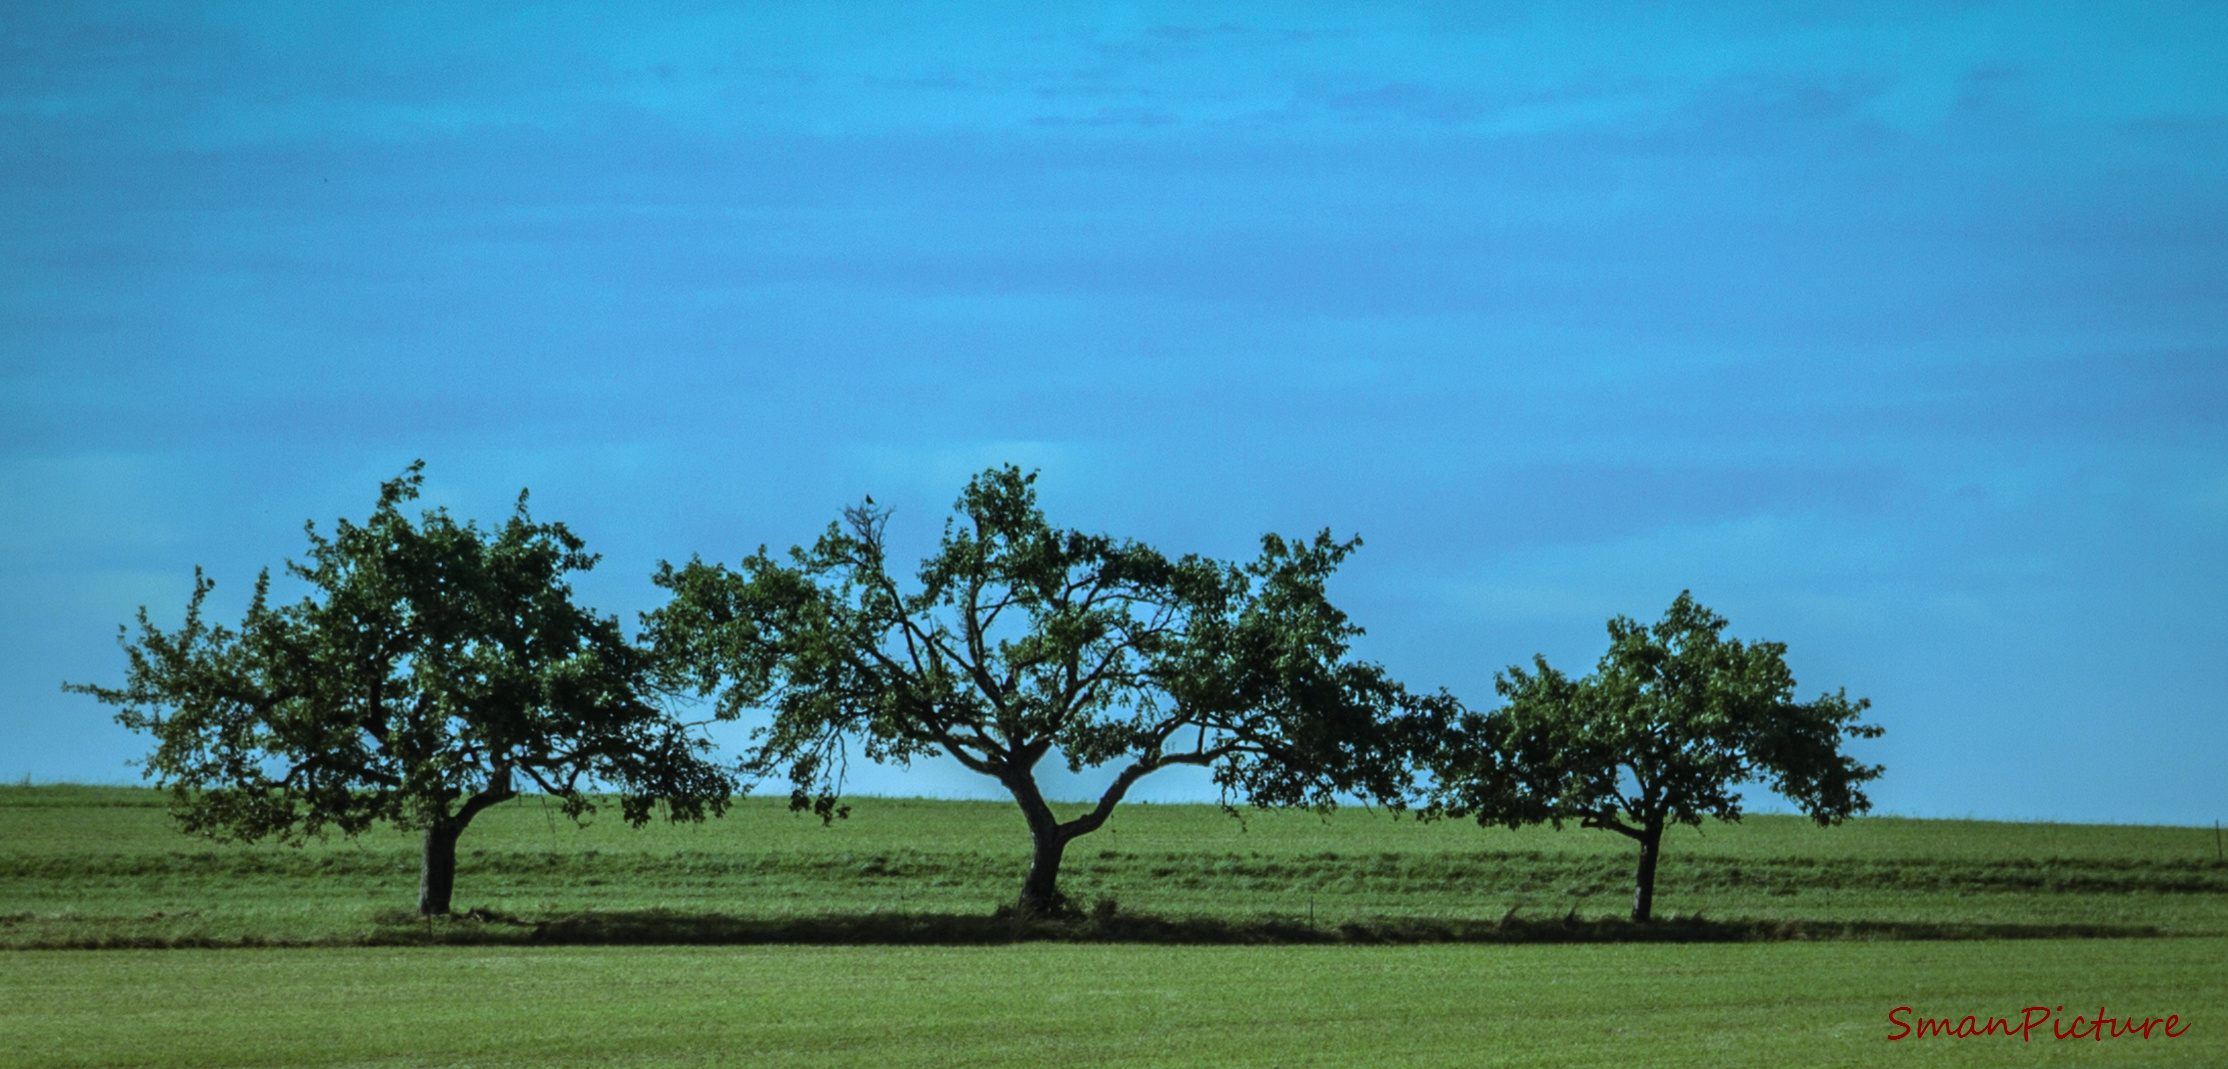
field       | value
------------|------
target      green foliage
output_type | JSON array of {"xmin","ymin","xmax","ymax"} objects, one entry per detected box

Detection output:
[
  {"xmin": 65, "ymin": 464, "xmax": 735, "ymax": 909},
  {"xmin": 1430, "ymin": 591, "xmax": 1884, "ymax": 919},
  {"xmin": 1438, "ymin": 592, "xmax": 1884, "ymax": 833},
  {"xmin": 645, "ymin": 466, "xmax": 1419, "ymax": 908}
]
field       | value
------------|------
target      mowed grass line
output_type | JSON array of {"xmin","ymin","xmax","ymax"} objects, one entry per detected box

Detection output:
[{"xmin": 3, "ymin": 939, "xmax": 2220, "ymax": 1068}]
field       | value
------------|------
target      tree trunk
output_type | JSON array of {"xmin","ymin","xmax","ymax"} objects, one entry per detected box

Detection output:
[
  {"xmin": 1019, "ymin": 823, "xmax": 1069, "ymax": 916},
  {"xmin": 1000, "ymin": 751, "xmax": 1152, "ymax": 917},
  {"xmin": 416, "ymin": 774, "xmax": 517, "ymax": 916},
  {"xmin": 1630, "ymin": 821, "xmax": 1663, "ymax": 923},
  {"xmin": 1003, "ymin": 763, "xmax": 1077, "ymax": 917},
  {"xmin": 419, "ymin": 819, "xmax": 463, "ymax": 916}
]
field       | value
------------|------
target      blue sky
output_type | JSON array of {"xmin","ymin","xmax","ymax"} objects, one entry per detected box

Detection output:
[{"xmin": 4, "ymin": 2, "xmax": 2224, "ymax": 823}]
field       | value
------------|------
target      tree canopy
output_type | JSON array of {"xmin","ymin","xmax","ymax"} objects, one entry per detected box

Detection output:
[
  {"xmin": 645, "ymin": 465, "xmax": 1423, "ymax": 913},
  {"xmin": 1428, "ymin": 591, "xmax": 1883, "ymax": 921},
  {"xmin": 69, "ymin": 463, "xmax": 735, "ymax": 914}
]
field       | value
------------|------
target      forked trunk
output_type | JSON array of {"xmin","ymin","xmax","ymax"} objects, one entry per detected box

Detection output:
[
  {"xmin": 416, "ymin": 775, "xmax": 516, "ymax": 916},
  {"xmin": 1630, "ymin": 822, "xmax": 1663, "ymax": 923},
  {"xmin": 1005, "ymin": 765, "xmax": 1078, "ymax": 917},
  {"xmin": 1002, "ymin": 753, "xmax": 1148, "ymax": 917},
  {"xmin": 419, "ymin": 819, "xmax": 463, "ymax": 916}
]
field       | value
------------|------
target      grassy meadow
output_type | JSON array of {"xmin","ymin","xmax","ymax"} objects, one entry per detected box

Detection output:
[
  {"xmin": 4, "ymin": 784, "xmax": 2222, "ymax": 947},
  {"xmin": 4, "ymin": 785, "xmax": 2223, "ymax": 1065},
  {"xmin": 6, "ymin": 940, "xmax": 2223, "ymax": 1068}
]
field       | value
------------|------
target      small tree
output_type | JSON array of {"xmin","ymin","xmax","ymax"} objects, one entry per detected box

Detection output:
[
  {"xmin": 69, "ymin": 463, "xmax": 735, "ymax": 915},
  {"xmin": 1430, "ymin": 591, "xmax": 1883, "ymax": 922},
  {"xmin": 645, "ymin": 466, "xmax": 1419, "ymax": 915}
]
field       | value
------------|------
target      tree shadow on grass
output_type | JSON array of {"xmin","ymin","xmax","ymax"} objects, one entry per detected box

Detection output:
[{"xmin": 361, "ymin": 907, "xmax": 2170, "ymax": 948}]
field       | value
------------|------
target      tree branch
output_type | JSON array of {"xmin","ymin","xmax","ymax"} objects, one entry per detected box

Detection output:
[{"xmin": 1056, "ymin": 756, "xmax": 1159, "ymax": 842}]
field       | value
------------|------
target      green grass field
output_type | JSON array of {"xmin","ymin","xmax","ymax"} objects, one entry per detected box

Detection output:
[
  {"xmin": 4, "ymin": 785, "xmax": 2222, "ymax": 1065},
  {"xmin": 6, "ymin": 785, "xmax": 2222, "ymax": 947},
  {"xmin": 4, "ymin": 941, "xmax": 2220, "ymax": 1067}
]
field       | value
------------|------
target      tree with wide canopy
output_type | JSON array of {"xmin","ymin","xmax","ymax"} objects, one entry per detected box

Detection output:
[
  {"xmin": 71, "ymin": 463, "xmax": 735, "ymax": 914},
  {"xmin": 1427, "ymin": 591, "xmax": 1884, "ymax": 922},
  {"xmin": 646, "ymin": 466, "xmax": 1425, "ymax": 914}
]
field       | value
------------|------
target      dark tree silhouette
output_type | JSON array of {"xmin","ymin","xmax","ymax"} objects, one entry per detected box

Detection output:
[
  {"xmin": 70, "ymin": 463, "xmax": 735, "ymax": 914},
  {"xmin": 646, "ymin": 466, "xmax": 1421, "ymax": 915},
  {"xmin": 1429, "ymin": 592, "xmax": 1883, "ymax": 921}
]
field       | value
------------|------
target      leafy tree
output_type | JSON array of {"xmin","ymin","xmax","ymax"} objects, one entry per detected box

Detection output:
[
  {"xmin": 1429, "ymin": 591, "xmax": 1883, "ymax": 922},
  {"xmin": 69, "ymin": 463, "xmax": 735, "ymax": 915},
  {"xmin": 645, "ymin": 466, "xmax": 1420, "ymax": 915}
]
